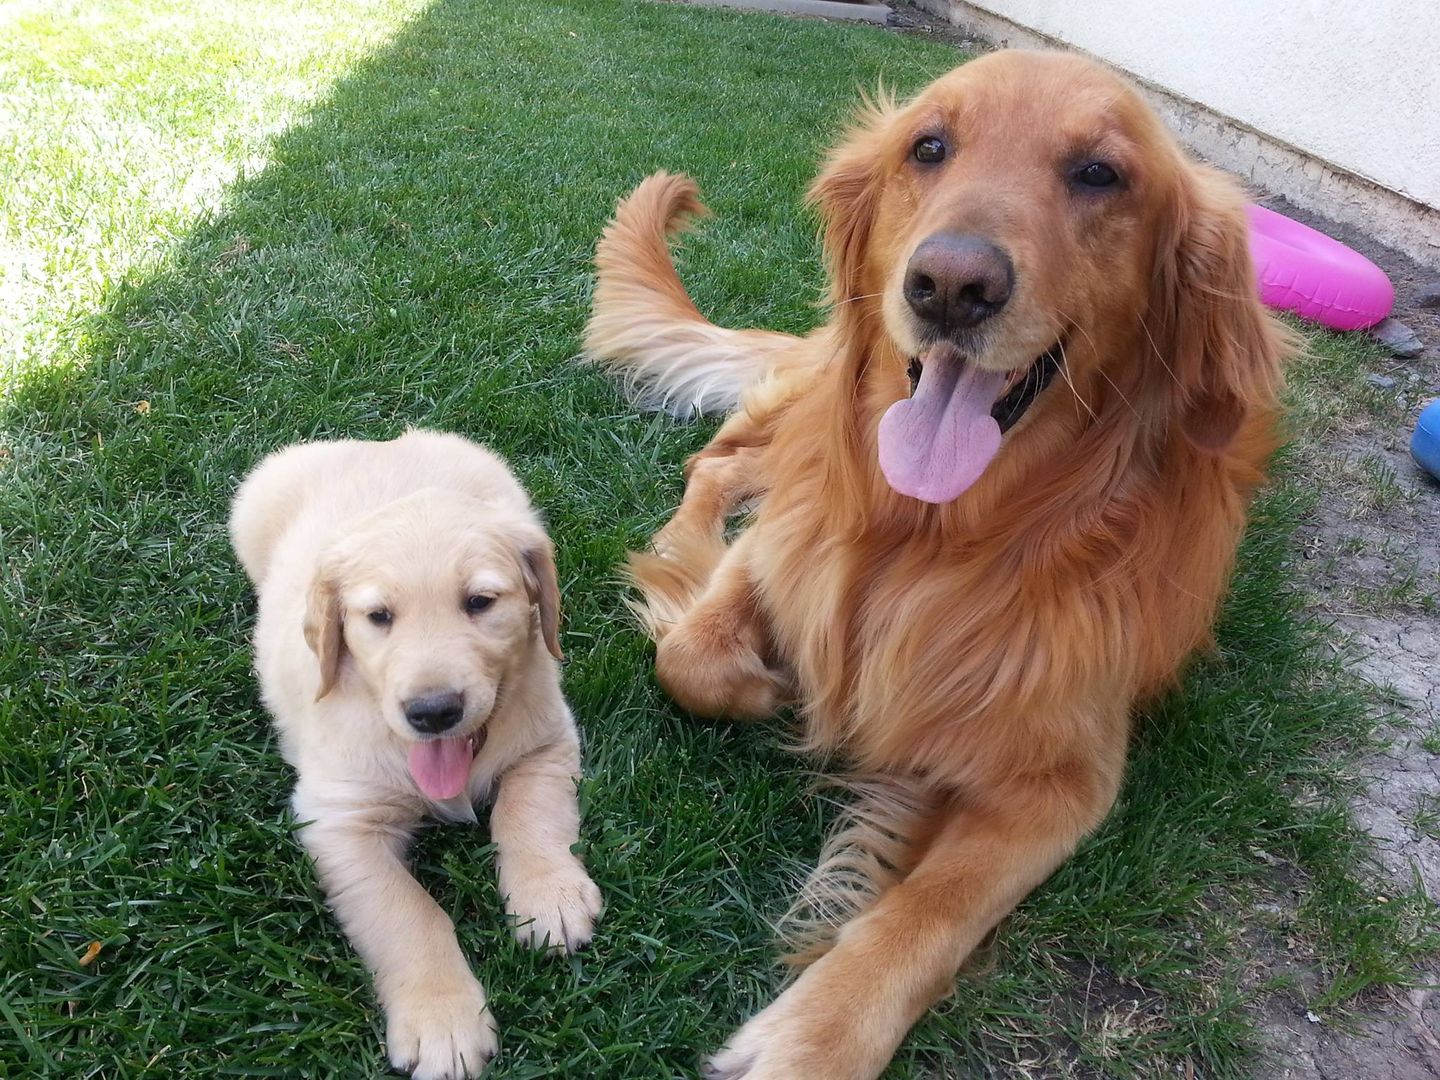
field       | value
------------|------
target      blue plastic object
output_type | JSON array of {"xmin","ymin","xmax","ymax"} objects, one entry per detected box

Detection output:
[{"xmin": 1413, "ymin": 399, "xmax": 1440, "ymax": 481}]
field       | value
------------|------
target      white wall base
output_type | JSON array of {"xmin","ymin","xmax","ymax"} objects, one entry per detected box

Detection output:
[{"xmin": 912, "ymin": 0, "xmax": 1440, "ymax": 271}]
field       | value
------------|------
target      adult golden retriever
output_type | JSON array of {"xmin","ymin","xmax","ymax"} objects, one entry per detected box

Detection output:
[
  {"xmin": 584, "ymin": 50, "xmax": 1287, "ymax": 1080},
  {"xmin": 230, "ymin": 430, "xmax": 602, "ymax": 1080}
]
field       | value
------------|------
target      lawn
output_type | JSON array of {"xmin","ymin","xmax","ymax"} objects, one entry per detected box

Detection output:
[{"xmin": 0, "ymin": 0, "xmax": 1434, "ymax": 1077}]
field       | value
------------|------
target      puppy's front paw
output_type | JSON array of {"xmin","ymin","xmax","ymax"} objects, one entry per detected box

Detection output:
[
  {"xmin": 385, "ymin": 978, "xmax": 498, "ymax": 1080},
  {"xmin": 504, "ymin": 859, "xmax": 603, "ymax": 954}
]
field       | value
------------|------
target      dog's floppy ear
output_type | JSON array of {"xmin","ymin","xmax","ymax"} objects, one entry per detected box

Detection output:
[
  {"xmin": 519, "ymin": 536, "xmax": 563, "ymax": 661},
  {"xmin": 806, "ymin": 92, "xmax": 894, "ymax": 309},
  {"xmin": 1150, "ymin": 165, "xmax": 1284, "ymax": 453},
  {"xmin": 303, "ymin": 565, "xmax": 344, "ymax": 700}
]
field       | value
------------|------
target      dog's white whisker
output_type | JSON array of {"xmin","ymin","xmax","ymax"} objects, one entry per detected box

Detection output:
[
  {"xmin": 1094, "ymin": 366, "xmax": 1144, "ymax": 421},
  {"xmin": 1055, "ymin": 340, "xmax": 1098, "ymax": 422},
  {"xmin": 1137, "ymin": 314, "xmax": 1184, "ymax": 390}
]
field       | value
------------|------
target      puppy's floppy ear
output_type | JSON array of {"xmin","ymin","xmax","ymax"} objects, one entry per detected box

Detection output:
[
  {"xmin": 303, "ymin": 565, "xmax": 344, "ymax": 700},
  {"xmin": 1149, "ymin": 164, "xmax": 1284, "ymax": 453},
  {"xmin": 519, "ymin": 535, "xmax": 563, "ymax": 661},
  {"xmin": 806, "ymin": 90, "xmax": 895, "ymax": 310}
]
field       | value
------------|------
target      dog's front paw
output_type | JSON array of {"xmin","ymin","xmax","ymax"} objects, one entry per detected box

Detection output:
[
  {"xmin": 702, "ymin": 993, "xmax": 799, "ymax": 1080},
  {"xmin": 701, "ymin": 966, "xmax": 896, "ymax": 1080},
  {"xmin": 504, "ymin": 859, "xmax": 603, "ymax": 954},
  {"xmin": 654, "ymin": 620, "xmax": 791, "ymax": 721},
  {"xmin": 385, "ymin": 978, "xmax": 498, "ymax": 1080}
]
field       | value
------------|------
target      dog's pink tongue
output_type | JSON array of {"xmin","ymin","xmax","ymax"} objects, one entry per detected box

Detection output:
[
  {"xmin": 878, "ymin": 347, "xmax": 1008, "ymax": 503},
  {"xmin": 407, "ymin": 737, "xmax": 474, "ymax": 800}
]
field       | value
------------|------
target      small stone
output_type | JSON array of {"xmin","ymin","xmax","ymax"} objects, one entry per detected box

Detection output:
[
  {"xmin": 1415, "ymin": 281, "xmax": 1440, "ymax": 308},
  {"xmin": 1369, "ymin": 317, "xmax": 1424, "ymax": 358},
  {"xmin": 1365, "ymin": 373, "xmax": 1397, "ymax": 390}
]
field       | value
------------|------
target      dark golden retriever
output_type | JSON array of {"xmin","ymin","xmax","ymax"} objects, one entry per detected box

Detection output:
[{"xmin": 585, "ymin": 50, "xmax": 1287, "ymax": 1080}]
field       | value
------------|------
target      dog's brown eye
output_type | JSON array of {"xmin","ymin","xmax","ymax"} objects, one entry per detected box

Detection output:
[
  {"xmin": 1074, "ymin": 162, "xmax": 1120, "ymax": 188},
  {"xmin": 465, "ymin": 594, "xmax": 495, "ymax": 614},
  {"xmin": 367, "ymin": 609, "xmax": 392, "ymax": 627},
  {"xmin": 912, "ymin": 137, "xmax": 946, "ymax": 164}
]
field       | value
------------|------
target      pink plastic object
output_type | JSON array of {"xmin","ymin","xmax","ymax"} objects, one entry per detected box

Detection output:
[{"xmin": 1246, "ymin": 205, "xmax": 1393, "ymax": 331}]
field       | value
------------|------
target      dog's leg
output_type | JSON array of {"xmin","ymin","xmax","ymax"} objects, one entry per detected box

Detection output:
[
  {"xmin": 627, "ymin": 376, "xmax": 805, "ymax": 641},
  {"xmin": 491, "ymin": 733, "xmax": 603, "ymax": 953},
  {"xmin": 650, "ymin": 528, "xmax": 789, "ymax": 720},
  {"xmin": 296, "ymin": 792, "xmax": 498, "ymax": 1080},
  {"xmin": 652, "ymin": 407, "xmax": 771, "ymax": 558},
  {"xmin": 651, "ymin": 443, "xmax": 763, "ymax": 558},
  {"xmin": 703, "ymin": 720, "xmax": 1127, "ymax": 1080},
  {"xmin": 626, "ymin": 415, "xmax": 770, "ymax": 630}
]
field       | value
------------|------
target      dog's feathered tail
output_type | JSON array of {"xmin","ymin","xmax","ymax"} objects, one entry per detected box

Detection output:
[{"xmin": 583, "ymin": 172, "xmax": 805, "ymax": 418}]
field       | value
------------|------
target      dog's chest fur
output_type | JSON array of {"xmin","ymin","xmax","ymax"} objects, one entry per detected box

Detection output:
[{"xmin": 752, "ymin": 508, "xmax": 1063, "ymax": 774}]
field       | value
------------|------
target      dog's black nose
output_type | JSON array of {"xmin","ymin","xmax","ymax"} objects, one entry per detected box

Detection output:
[
  {"xmin": 903, "ymin": 234, "xmax": 1014, "ymax": 332},
  {"xmin": 403, "ymin": 691, "xmax": 465, "ymax": 734}
]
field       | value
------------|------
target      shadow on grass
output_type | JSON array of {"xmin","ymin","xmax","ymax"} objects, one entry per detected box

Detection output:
[{"xmin": 0, "ymin": 1, "xmax": 1431, "ymax": 1077}]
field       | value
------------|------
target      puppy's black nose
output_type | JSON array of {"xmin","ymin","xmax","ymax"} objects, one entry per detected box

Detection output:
[
  {"xmin": 903, "ymin": 233, "xmax": 1014, "ymax": 332},
  {"xmin": 403, "ymin": 691, "xmax": 465, "ymax": 734}
]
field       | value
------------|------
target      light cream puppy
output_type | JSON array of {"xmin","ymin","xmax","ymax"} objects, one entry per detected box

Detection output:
[{"xmin": 230, "ymin": 429, "xmax": 602, "ymax": 1080}]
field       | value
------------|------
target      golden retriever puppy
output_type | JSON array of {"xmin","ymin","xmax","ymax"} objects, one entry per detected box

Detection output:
[
  {"xmin": 230, "ymin": 429, "xmax": 602, "ymax": 1080},
  {"xmin": 584, "ymin": 50, "xmax": 1287, "ymax": 1080}
]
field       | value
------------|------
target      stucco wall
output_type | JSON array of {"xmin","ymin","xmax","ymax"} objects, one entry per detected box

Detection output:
[{"xmin": 955, "ymin": 0, "xmax": 1438, "ymax": 211}]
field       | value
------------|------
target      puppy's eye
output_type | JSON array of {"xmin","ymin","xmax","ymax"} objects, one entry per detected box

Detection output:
[
  {"xmin": 912, "ymin": 136, "xmax": 946, "ymax": 165},
  {"xmin": 1074, "ymin": 162, "xmax": 1120, "ymax": 188},
  {"xmin": 465, "ymin": 594, "xmax": 495, "ymax": 615},
  {"xmin": 367, "ymin": 609, "xmax": 393, "ymax": 627}
]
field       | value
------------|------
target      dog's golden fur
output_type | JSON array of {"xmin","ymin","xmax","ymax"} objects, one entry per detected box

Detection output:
[
  {"xmin": 230, "ymin": 430, "xmax": 602, "ymax": 1080},
  {"xmin": 585, "ymin": 51, "xmax": 1288, "ymax": 1080}
]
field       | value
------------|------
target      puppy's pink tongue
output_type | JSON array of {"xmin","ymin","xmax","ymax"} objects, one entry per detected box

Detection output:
[
  {"xmin": 878, "ymin": 347, "xmax": 1008, "ymax": 503},
  {"xmin": 407, "ymin": 736, "xmax": 474, "ymax": 800}
]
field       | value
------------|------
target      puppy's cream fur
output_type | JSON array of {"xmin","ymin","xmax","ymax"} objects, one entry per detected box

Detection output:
[{"xmin": 230, "ymin": 429, "xmax": 601, "ymax": 1080}]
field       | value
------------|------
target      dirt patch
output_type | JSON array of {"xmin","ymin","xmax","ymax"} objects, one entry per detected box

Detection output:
[
  {"xmin": 1282, "ymin": 407, "xmax": 1440, "ymax": 1078},
  {"xmin": 887, "ymin": 1, "xmax": 990, "ymax": 50},
  {"xmin": 1261, "ymin": 988, "xmax": 1440, "ymax": 1080},
  {"xmin": 1279, "ymin": 208, "xmax": 1440, "ymax": 951}
]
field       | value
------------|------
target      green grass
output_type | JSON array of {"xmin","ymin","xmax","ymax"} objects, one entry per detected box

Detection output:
[
  {"xmin": 1409, "ymin": 795, "xmax": 1440, "ymax": 842},
  {"xmin": 0, "ymin": 1, "xmax": 1434, "ymax": 1077}
]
